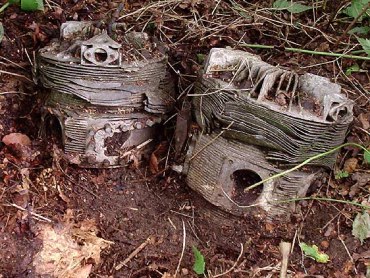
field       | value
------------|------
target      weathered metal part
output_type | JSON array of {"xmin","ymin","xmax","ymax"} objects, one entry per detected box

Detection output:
[
  {"xmin": 186, "ymin": 48, "xmax": 352, "ymax": 217},
  {"xmin": 37, "ymin": 22, "xmax": 175, "ymax": 113},
  {"xmin": 193, "ymin": 48, "xmax": 353, "ymax": 168},
  {"xmin": 44, "ymin": 91, "xmax": 162, "ymax": 167},
  {"xmin": 38, "ymin": 51, "xmax": 173, "ymax": 112},
  {"xmin": 81, "ymin": 32, "xmax": 122, "ymax": 66},
  {"xmin": 185, "ymin": 134, "xmax": 322, "ymax": 217},
  {"xmin": 38, "ymin": 21, "xmax": 175, "ymax": 167}
]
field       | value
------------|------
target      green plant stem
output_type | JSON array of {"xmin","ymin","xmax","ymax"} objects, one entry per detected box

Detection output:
[
  {"xmin": 241, "ymin": 43, "xmax": 370, "ymax": 61},
  {"xmin": 0, "ymin": 2, "xmax": 10, "ymax": 13},
  {"xmin": 276, "ymin": 197, "xmax": 370, "ymax": 210},
  {"xmin": 244, "ymin": 143, "xmax": 370, "ymax": 192},
  {"xmin": 350, "ymin": 50, "xmax": 366, "ymax": 54}
]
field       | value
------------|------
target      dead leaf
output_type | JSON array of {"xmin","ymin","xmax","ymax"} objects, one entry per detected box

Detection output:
[
  {"xmin": 20, "ymin": 168, "xmax": 31, "ymax": 190},
  {"xmin": 78, "ymin": 219, "xmax": 98, "ymax": 233},
  {"xmin": 63, "ymin": 209, "xmax": 74, "ymax": 224},
  {"xmin": 265, "ymin": 222, "xmax": 275, "ymax": 233},
  {"xmin": 353, "ymin": 250, "xmax": 370, "ymax": 260},
  {"xmin": 65, "ymin": 152, "xmax": 81, "ymax": 165},
  {"xmin": 317, "ymin": 42, "xmax": 329, "ymax": 52},
  {"xmin": 149, "ymin": 152, "xmax": 159, "ymax": 174},
  {"xmin": 73, "ymin": 264, "xmax": 92, "ymax": 278},
  {"xmin": 33, "ymin": 216, "xmax": 113, "ymax": 278},
  {"xmin": 343, "ymin": 260, "xmax": 354, "ymax": 274},
  {"xmin": 130, "ymin": 154, "xmax": 140, "ymax": 169},
  {"xmin": 12, "ymin": 168, "xmax": 31, "ymax": 208},
  {"xmin": 57, "ymin": 184, "xmax": 71, "ymax": 204},
  {"xmin": 2, "ymin": 133, "xmax": 31, "ymax": 146},
  {"xmin": 358, "ymin": 113, "xmax": 370, "ymax": 130},
  {"xmin": 349, "ymin": 172, "xmax": 370, "ymax": 197},
  {"xmin": 174, "ymin": 101, "xmax": 191, "ymax": 155},
  {"xmin": 343, "ymin": 158, "xmax": 358, "ymax": 173}
]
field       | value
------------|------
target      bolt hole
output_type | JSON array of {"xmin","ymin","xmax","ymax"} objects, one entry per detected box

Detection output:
[
  {"xmin": 230, "ymin": 169, "xmax": 263, "ymax": 206},
  {"xmin": 94, "ymin": 48, "xmax": 108, "ymax": 62}
]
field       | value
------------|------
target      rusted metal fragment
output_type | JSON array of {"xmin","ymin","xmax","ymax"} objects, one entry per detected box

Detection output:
[
  {"xmin": 193, "ymin": 48, "xmax": 353, "ymax": 167},
  {"xmin": 43, "ymin": 91, "xmax": 161, "ymax": 167},
  {"xmin": 37, "ymin": 22, "xmax": 175, "ymax": 167},
  {"xmin": 185, "ymin": 134, "xmax": 321, "ymax": 217},
  {"xmin": 37, "ymin": 29, "xmax": 174, "ymax": 112},
  {"xmin": 186, "ymin": 48, "xmax": 352, "ymax": 217}
]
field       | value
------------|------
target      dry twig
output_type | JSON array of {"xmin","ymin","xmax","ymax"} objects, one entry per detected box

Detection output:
[
  {"xmin": 115, "ymin": 236, "xmax": 155, "ymax": 270},
  {"xmin": 279, "ymin": 242, "xmax": 291, "ymax": 278},
  {"xmin": 174, "ymin": 220, "xmax": 186, "ymax": 277},
  {"xmin": 213, "ymin": 243, "xmax": 244, "ymax": 277},
  {"xmin": 3, "ymin": 203, "xmax": 53, "ymax": 223}
]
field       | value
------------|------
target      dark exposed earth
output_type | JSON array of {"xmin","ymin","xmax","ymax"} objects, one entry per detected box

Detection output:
[{"xmin": 0, "ymin": 1, "xmax": 370, "ymax": 277}]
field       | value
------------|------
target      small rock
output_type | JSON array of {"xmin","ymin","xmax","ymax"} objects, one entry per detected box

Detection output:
[
  {"xmin": 181, "ymin": 268, "xmax": 189, "ymax": 275},
  {"xmin": 320, "ymin": 240, "xmax": 330, "ymax": 249}
]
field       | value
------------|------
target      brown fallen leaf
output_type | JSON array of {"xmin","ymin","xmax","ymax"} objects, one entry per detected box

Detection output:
[
  {"xmin": 358, "ymin": 113, "xmax": 370, "ymax": 130},
  {"xmin": 174, "ymin": 101, "xmax": 191, "ymax": 156},
  {"xmin": 130, "ymin": 154, "xmax": 140, "ymax": 169},
  {"xmin": 349, "ymin": 172, "xmax": 370, "ymax": 197},
  {"xmin": 343, "ymin": 158, "xmax": 358, "ymax": 173},
  {"xmin": 73, "ymin": 264, "xmax": 92, "ymax": 278},
  {"xmin": 33, "ymin": 215, "xmax": 113, "ymax": 278},
  {"xmin": 2, "ymin": 133, "xmax": 31, "ymax": 146},
  {"xmin": 353, "ymin": 250, "xmax": 370, "ymax": 260},
  {"xmin": 149, "ymin": 152, "xmax": 159, "ymax": 174}
]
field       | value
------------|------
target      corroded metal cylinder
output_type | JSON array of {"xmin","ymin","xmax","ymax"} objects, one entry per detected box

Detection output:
[
  {"xmin": 186, "ymin": 48, "xmax": 353, "ymax": 217},
  {"xmin": 37, "ymin": 22, "xmax": 174, "ymax": 167}
]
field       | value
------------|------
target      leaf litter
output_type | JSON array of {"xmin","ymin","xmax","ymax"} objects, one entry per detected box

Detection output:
[{"xmin": 32, "ymin": 209, "xmax": 113, "ymax": 278}]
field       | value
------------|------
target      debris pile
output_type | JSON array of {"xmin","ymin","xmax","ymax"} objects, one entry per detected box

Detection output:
[
  {"xmin": 37, "ymin": 21, "xmax": 174, "ymax": 167},
  {"xmin": 185, "ymin": 48, "xmax": 353, "ymax": 217},
  {"xmin": 32, "ymin": 210, "xmax": 113, "ymax": 278}
]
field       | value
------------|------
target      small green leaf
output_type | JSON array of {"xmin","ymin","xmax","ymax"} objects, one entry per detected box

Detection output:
[
  {"xmin": 357, "ymin": 38, "xmax": 370, "ymax": 56},
  {"xmin": 348, "ymin": 26, "xmax": 370, "ymax": 35},
  {"xmin": 273, "ymin": 0, "xmax": 312, "ymax": 13},
  {"xmin": 335, "ymin": 170, "xmax": 350, "ymax": 179},
  {"xmin": 20, "ymin": 0, "xmax": 43, "ymax": 11},
  {"xmin": 299, "ymin": 242, "xmax": 329, "ymax": 263},
  {"xmin": 0, "ymin": 23, "xmax": 3, "ymax": 43},
  {"xmin": 192, "ymin": 246, "xmax": 205, "ymax": 275},
  {"xmin": 343, "ymin": 0, "xmax": 370, "ymax": 21},
  {"xmin": 197, "ymin": 54, "xmax": 206, "ymax": 64},
  {"xmin": 364, "ymin": 148, "xmax": 370, "ymax": 163},
  {"xmin": 352, "ymin": 212, "xmax": 370, "ymax": 244},
  {"xmin": 345, "ymin": 64, "xmax": 360, "ymax": 75}
]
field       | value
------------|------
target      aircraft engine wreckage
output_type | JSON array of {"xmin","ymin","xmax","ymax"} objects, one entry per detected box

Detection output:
[
  {"xmin": 37, "ymin": 21, "xmax": 174, "ymax": 167},
  {"xmin": 185, "ymin": 48, "xmax": 353, "ymax": 217}
]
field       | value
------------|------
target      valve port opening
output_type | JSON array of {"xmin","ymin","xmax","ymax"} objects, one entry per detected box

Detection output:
[
  {"xmin": 231, "ymin": 169, "xmax": 263, "ymax": 206},
  {"xmin": 94, "ymin": 48, "xmax": 108, "ymax": 62}
]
